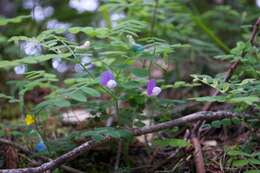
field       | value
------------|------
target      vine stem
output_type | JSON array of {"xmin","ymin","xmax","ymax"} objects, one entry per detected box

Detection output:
[{"xmin": 113, "ymin": 98, "xmax": 122, "ymax": 172}]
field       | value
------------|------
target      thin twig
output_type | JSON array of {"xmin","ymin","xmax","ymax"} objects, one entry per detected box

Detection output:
[
  {"xmin": 150, "ymin": 0, "xmax": 159, "ymax": 36},
  {"xmin": 250, "ymin": 17, "xmax": 260, "ymax": 45}
]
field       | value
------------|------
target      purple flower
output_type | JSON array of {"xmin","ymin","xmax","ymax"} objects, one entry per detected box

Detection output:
[
  {"xmin": 100, "ymin": 70, "xmax": 117, "ymax": 89},
  {"xmin": 147, "ymin": 79, "xmax": 162, "ymax": 96}
]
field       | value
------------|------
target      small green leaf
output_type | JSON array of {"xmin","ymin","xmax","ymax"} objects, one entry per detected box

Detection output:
[
  {"xmin": 96, "ymin": 28, "xmax": 110, "ymax": 38},
  {"xmin": 211, "ymin": 120, "xmax": 222, "ymax": 128},
  {"xmin": 249, "ymin": 159, "xmax": 260, "ymax": 165},
  {"xmin": 53, "ymin": 98, "xmax": 71, "ymax": 108},
  {"xmin": 65, "ymin": 90, "xmax": 87, "ymax": 102},
  {"xmin": 232, "ymin": 159, "xmax": 249, "ymax": 167},
  {"xmin": 80, "ymin": 86, "xmax": 100, "ymax": 97},
  {"xmin": 81, "ymin": 127, "xmax": 132, "ymax": 141},
  {"xmin": 0, "ymin": 15, "xmax": 30, "ymax": 26},
  {"xmin": 68, "ymin": 27, "xmax": 82, "ymax": 34},
  {"xmin": 227, "ymin": 150, "xmax": 251, "ymax": 157},
  {"xmin": 154, "ymin": 138, "xmax": 191, "ymax": 148},
  {"xmin": 221, "ymin": 118, "xmax": 232, "ymax": 127},
  {"xmin": 231, "ymin": 117, "xmax": 241, "ymax": 125},
  {"xmin": 132, "ymin": 68, "xmax": 148, "ymax": 77},
  {"xmin": 228, "ymin": 96, "xmax": 259, "ymax": 105}
]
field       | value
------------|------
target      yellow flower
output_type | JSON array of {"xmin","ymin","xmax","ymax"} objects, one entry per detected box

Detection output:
[{"xmin": 25, "ymin": 114, "xmax": 35, "ymax": 126}]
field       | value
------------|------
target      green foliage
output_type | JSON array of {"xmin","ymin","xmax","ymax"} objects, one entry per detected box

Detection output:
[
  {"xmin": 226, "ymin": 148, "xmax": 260, "ymax": 172},
  {"xmin": 191, "ymin": 41, "xmax": 260, "ymax": 107},
  {"xmin": 154, "ymin": 138, "xmax": 191, "ymax": 148}
]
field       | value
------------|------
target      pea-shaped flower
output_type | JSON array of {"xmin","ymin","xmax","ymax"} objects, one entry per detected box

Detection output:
[
  {"xmin": 100, "ymin": 70, "xmax": 117, "ymax": 89},
  {"xmin": 147, "ymin": 79, "xmax": 162, "ymax": 96}
]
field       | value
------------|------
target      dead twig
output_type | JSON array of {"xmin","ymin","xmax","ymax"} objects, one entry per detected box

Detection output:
[
  {"xmin": 114, "ymin": 139, "xmax": 122, "ymax": 173},
  {"xmin": 190, "ymin": 136, "xmax": 206, "ymax": 173},
  {"xmin": 0, "ymin": 138, "xmax": 87, "ymax": 173}
]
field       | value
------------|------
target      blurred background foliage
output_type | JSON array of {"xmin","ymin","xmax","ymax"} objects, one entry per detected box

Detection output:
[{"xmin": 0, "ymin": 0, "xmax": 260, "ymax": 172}]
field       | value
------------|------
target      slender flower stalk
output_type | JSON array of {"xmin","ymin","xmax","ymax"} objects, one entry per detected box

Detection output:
[
  {"xmin": 147, "ymin": 79, "xmax": 161, "ymax": 96},
  {"xmin": 127, "ymin": 35, "xmax": 144, "ymax": 52}
]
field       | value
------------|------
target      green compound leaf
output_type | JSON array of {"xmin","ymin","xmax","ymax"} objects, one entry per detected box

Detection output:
[{"xmin": 0, "ymin": 53, "xmax": 71, "ymax": 69}]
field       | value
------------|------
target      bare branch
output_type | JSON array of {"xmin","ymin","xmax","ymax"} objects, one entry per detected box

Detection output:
[
  {"xmin": 0, "ymin": 139, "xmax": 85, "ymax": 173},
  {"xmin": 250, "ymin": 17, "xmax": 260, "ymax": 46},
  {"xmin": 133, "ymin": 111, "xmax": 238, "ymax": 136}
]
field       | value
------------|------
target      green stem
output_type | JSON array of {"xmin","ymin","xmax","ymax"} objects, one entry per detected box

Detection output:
[
  {"xmin": 150, "ymin": 0, "xmax": 159, "ymax": 36},
  {"xmin": 186, "ymin": 3, "xmax": 230, "ymax": 53},
  {"xmin": 191, "ymin": 15, "xmax": 230, "ymax": 53},
  {"xmin": 34, "ymin": 118, "xmax": 51, "ymax": 154},
  {"xmin": 114, "ymin": 98, "xmax": 120, "ymax": 121}
]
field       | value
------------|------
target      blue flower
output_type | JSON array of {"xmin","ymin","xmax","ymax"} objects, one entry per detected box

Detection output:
[
  {"xmin": 100, "ymin": 70, "xmax": 117, "ymax": 89},
  {"xmin": 34, "ymin": 141, "xmax": 47, "ymax": 152}
]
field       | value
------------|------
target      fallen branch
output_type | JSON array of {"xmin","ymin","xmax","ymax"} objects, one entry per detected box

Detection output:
[
  {"xmin": 0, "ymin": 138, "xmax": 86, "ymax": 173},
  {"xmin": 0, "ymin": 111, "xmax": 243, "ymax": 173}
]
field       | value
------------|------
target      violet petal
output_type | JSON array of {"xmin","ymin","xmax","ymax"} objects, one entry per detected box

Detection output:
[{"xmin": 147, "ymin": 79, "xmax": 156, "ymax": 96}]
